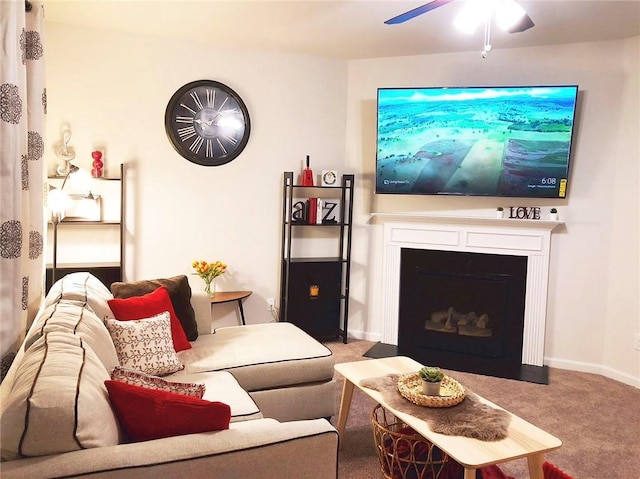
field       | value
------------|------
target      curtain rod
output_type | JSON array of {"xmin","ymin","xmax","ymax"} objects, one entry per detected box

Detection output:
[{"xmin": 25, "ymin": 1, "xmax": 32, "ymax": 12}]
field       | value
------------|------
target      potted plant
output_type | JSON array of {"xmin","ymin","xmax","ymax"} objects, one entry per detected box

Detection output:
[
  {"xmin": 549, "ymin": 208, "xmax": 558, "ymax": 221},
  {"xmin": 418, "ymin": 366, "xmax": 444, "ymax": 396},
  {"xmin": 496, "ymin": 207, "xmax": 504, "ymax": 218}
]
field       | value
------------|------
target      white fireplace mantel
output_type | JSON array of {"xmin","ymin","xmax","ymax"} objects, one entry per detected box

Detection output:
[{"xmin": 372, "ymin": 212, "xmax": 563, "ymax": 367}]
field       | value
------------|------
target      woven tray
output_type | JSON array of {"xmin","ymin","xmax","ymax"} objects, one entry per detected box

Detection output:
[{"xmin": 397, "ymin": 373, "xmax": 465, "ymax": 408}]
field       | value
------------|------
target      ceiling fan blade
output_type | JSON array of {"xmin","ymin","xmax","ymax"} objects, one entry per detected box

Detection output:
[
  {"xmin": 385, "ymin": 0, "xmax": 454, "ymax": 25},
  {"xmin": 508, "ymin": 12, "xmax": 535, "ymax": 33}
]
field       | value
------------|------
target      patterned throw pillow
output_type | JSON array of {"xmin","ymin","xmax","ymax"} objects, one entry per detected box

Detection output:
[
  {"xmin": 110, "ymin": 367, "xmax": 205, "ymax": 398},
  {"xmin": 105, "ymin": 312, "xmax": 184, "ymax": 376}
]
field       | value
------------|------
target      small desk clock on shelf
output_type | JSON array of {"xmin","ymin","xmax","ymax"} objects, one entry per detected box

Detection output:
[{"xmin": 321, "ymin": 170, "xmax": 338, "ymax": 187}]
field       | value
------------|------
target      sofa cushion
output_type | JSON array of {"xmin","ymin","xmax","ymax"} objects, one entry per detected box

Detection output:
[
  {"xmin": 105, "ymin": 380, "xmax": 231, "ymax": 442},
  {"xmin": 111, "ymin": 367, "xmax": 205, "ymax": 398},
  {"xmin": 24, "ymin": 299, "xmax": 119, "ymax": 371},
  {"xmin": 108, "ymin": 286, "xmax": 191, "ymax": 352},
  {"xmin": 106, "ymin": 312, "xmax": 185, "ymax": 376},
  {"xmin": 45, "ymin": 271, "xmax": 114, "ymax": 321},
  {"xmin": 177, "ymin": 323, "xmax": 334, "ymax": 391},
  {"xmin": 111, "ymin": 275, "xmax": 198, "ymax": 341},
  {"xmin": 0, "ymin": 331, "xmax": 120, "ymax": 460},
  {"xmin": 166, "ymin": 371, "xmax": 263, "ymax": 422}
]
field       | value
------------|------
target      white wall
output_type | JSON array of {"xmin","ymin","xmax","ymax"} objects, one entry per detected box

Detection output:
[
  {"xmin": 45, "ymin": 18, "xmax": 639, "ymax": 386},
  {"xmin": 45, "ymin": 22, "xmax": 348, "ymax": 328},
  {"xmin": 345, "ymin": 38, "xmax": 640, "ymax": 386}
]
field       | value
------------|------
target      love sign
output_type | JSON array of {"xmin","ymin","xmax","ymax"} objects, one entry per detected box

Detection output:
[{"xmin": 508, "ymin": 206, "xmax": 541, "ymax": 220}]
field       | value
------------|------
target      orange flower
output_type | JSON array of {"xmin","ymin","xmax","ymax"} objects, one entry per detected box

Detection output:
[{"xmin": 191, "ymin": 259, "xmax": 228, "ymax": 284}]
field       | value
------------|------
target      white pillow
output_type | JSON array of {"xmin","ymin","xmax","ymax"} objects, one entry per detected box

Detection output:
[
  {"xmin": 0, "ymin": 331, "xmax": 121, "ymax": 460},
  {"xmin": 106, "ymin": 312, "xmax": 184, "ymax": 376}
]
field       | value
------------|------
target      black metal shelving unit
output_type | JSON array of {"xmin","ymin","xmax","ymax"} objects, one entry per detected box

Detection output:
[
  {"xmin": 46, "ymin": 164, "xmax": 125, "ymax": 291},
  {"xmin": 279, "ymin": 171, "xmax": 354, "ymax": 343}
]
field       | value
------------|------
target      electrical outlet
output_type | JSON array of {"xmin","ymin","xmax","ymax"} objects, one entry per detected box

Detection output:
[
  {"xmin": 634, "ymin": 333, "xmax": 640, "ymax": 351},
  {"xmin": 267, "ymin": 297, "xmax": 275, "ymax": 311}
]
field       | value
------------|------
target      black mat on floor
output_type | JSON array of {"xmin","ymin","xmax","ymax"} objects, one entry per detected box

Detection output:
[
  {"xmin": 363, "ymin": 342, "xmax": 398, "ymax": 359},
  {"xmin": 362, "ymin": 342, "xmax": 548, "ymax": 384}
]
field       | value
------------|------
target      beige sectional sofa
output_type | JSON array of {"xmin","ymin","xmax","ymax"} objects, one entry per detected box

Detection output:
[{"xmin": 0, "ymin": 272, "xmax": 339, "ymax": 478}]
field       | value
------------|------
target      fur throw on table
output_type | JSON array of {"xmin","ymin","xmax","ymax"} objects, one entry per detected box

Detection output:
[{"xmin": 360, "ymin": 373, "xmax": 511, "ymax": 441}]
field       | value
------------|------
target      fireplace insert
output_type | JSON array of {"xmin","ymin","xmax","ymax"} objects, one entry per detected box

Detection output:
[{"xmin": 398, "ymin": 248, "xmax": 529, "ymax": 380}]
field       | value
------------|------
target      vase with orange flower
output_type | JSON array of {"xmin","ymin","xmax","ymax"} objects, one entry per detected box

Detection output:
[{"xmin": 191, "ymin": 260, "xmax": 227, "ymax": 298}]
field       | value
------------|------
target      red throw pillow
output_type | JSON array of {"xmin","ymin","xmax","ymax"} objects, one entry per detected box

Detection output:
[
  {"xmin": 108, "ymin": 286, "xmax": 191, "ymax": 352},
  {"xmin": 105, "ymin": 380, "xmax": 231, "ymax": 442}
]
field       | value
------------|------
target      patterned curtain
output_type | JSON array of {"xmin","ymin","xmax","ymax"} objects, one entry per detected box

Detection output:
[{"xmin": 0, "ymin": 0, "xmax": 47, "ymax": 374}]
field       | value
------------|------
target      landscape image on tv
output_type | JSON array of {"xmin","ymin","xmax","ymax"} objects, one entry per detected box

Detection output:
[{"xmin": 376, "ymin": 86, "xmax": 579, "ymax": 198}]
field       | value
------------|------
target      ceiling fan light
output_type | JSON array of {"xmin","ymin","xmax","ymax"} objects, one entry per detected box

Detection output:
[
  {"xmin": 454, "ymin": 0, "xmax": 492, "ymax": 34},
  {"xmin": 495, "ymin": 0, "xmax": 526, "ymax": 30}
]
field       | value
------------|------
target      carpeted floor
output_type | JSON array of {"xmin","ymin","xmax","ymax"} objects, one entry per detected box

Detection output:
[{"xmin": 325, "ymin": 339, "xmax": 640, "ymax": 479}]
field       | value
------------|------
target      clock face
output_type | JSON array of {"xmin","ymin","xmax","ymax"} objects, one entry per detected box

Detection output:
[
  {"xmin": 165, "ymin": 80, "xmax": 251, "ymax": 166},
  {"xmin": 322, "ymin": 170, "xmax": 337, "ymax": 186}
]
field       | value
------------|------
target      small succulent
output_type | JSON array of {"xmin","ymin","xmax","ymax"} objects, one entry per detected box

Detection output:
[
  {"xmin": 497, "ymin": 207, "xmax": 504, "ymax": 211},
  {"xmin": 550, "ymin": 208, "xmax": 557, "ymax": 213},
  {"xmin": 418, "ymin": 367, "xmax": 444, "ymax": 383}
]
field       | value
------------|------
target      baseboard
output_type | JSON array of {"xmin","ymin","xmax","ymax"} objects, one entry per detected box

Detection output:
[
  {"xmin": 545, "ymin": 357, "xmax": 640, "ymax": 388},
  {"xmin": 345, "ymin": 329, "xmax": 381, "ymax": 343}
]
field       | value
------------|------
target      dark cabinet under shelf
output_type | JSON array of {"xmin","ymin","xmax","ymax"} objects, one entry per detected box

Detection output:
[
  {"xmin": 46, "ymin": 265, "xmax": 121, "ymax": 293},
  {"xmin": 279, "ymin": 172, "xmax": 354, "ymax": 343},
  {"xmin": 284, "ymin": 259, "xmax": 342, "ymax": 339}
]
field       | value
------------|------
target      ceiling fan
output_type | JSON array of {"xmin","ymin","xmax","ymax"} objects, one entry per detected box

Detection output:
[{"xmin": 385, "ymin": 0, "xmax": 535, "ymax": 57}]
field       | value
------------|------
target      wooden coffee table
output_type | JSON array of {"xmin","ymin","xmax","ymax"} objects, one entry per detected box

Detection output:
[{"xmin": 335, "ymin": 356, "xmax": 562, "ymax": 479}]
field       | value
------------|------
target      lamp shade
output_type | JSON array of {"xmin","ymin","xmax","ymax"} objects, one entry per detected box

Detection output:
[{"xmin": 48, "ymin": 188, "xmax": 72, "ymax": 218}]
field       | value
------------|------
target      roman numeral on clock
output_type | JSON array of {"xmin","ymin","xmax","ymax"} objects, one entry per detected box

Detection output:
[
  {"xmin": 175, "ymin": 116, "xmax": 193, "ymax": 124},
  {"xmin": 190, "ymin": 92, "xmax": 204, "ymax": 110},
  {"xmin": 206, "ymin": 89, "xmax": 215, "ymax": 108},
  {"xmin": 177, "ymin": 126, "xmax": 197, "ymax": 141},
  {"xmin": 216, "ymin": 138, "xmax": 228, "ymax": 155},
  {"xmin": 206, "ymin": 139, "xmax": 213, "ymax": 158},
  {"xmin": 222, "ymin": 134, "xmax": 238, "ymax": 145},
  {"xmin": 189, "ymin": 136, "xmax": 204, "ymax": 154},
  {"xmin": 179, "ymin": 103, "xmax": 197, "ymax": 115}
]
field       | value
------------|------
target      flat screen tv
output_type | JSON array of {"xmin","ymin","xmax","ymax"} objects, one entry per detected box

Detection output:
[{"xmin": 376, "ymin": 85, "xmax": 579, "ymax": 198}]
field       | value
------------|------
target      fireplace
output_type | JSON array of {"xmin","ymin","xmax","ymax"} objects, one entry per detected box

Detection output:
[
  {"xmin": 374, "ymin": 213, "xmax": 561, "ymax": 383},
  {"xmin": 399, "ymin": 248, "xmax": 528, "ymax": 380}
]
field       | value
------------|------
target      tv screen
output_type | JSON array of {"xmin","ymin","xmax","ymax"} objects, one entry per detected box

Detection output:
[{"xmin": 375, "ymin": 85, "xmax": 579, "ymax": 198}]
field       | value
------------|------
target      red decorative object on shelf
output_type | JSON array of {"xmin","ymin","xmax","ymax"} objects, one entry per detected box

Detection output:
[
  {"xmin": 301, "ymin": 155, "xmax": 314, "ymax": 186},
  {"xmin": 91, "ymin": 150, "xmax": 104, "ymax": 178}
]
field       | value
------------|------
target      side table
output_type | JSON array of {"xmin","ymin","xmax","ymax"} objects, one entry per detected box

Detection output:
[{"xmin": 210, "ymin": 291, "xmax": 252, "ymax": 325}]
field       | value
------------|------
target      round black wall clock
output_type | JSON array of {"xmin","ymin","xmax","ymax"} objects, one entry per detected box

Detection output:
[{"xmin": 164, "ymin": 80, "xmax": 251, "ymax": 166}]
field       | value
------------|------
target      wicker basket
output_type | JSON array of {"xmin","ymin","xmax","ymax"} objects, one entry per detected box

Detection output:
[
  {"xmin": 371, "ymin": 404, "xmax": 450, "ymax": 479},
  {"xmin": 397, "ymin": 373, "xmax": 466, "ymax": 408}
]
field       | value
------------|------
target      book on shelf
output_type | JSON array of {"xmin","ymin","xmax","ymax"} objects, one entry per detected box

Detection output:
[
  {"xmin": 316, "ymin": 199, "xmax": 323, "ymax": 225},
  {"xmin": 307, "ymin": 198, "xmax": 317, "ymax": 224}
]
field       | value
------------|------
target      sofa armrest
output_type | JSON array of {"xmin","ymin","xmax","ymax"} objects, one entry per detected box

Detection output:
[
  {"xmin": 191, "ymin": 290, "xmax": 213, "ymax": 335},
  {"xmin": 0, "ymin": 419, "xmax": 338, "ymax": 479}
]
